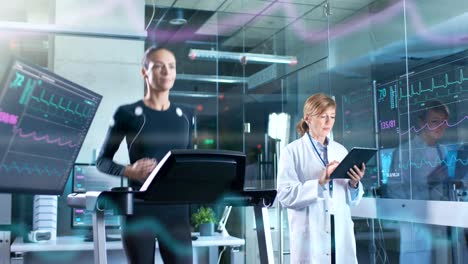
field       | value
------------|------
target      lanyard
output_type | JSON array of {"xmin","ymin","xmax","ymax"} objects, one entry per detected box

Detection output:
[
  {"xmin": 307, "ymin": 133, "xmax": 333, "ymax": 194},
  {"xmin": 307, "ymin": 132, "xmax": 327, "ymax": 167}
]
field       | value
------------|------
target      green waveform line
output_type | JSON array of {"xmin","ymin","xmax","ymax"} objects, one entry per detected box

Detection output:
[
  {"xmin": 0, "ymin": 161, "xmax": 63, "ymax": 177},
  {"xmin": 399, "ymin": 156, "xmax": 467, "ymax": 170},
  {"xmin": 399, "ymin": 68, "xmax": 468, "ymax": 100},
  {"xmin": 30, "ymin": 89, "xmax": 92, "ymax": 118},
  {"xmin": 29, "ymin": 104, "xmax": 87, "ymax": 126}
]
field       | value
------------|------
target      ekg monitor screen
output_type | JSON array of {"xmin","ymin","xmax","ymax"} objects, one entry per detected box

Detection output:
[
  {"xmin": 0, "ymin": 59, "xmax": 102, "ymax": 195},
  {"xmin": 72, "ymin": 164, "xmax": 124, "ymax": 228},
  {"xmin": 72, "ymin": 164, "xmax": 125, "ymax": 193}
]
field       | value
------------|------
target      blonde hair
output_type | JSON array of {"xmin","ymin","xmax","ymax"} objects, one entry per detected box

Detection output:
[{"xmin": 296, "ymin": 93, "xmax": 336, "ymax": 136}]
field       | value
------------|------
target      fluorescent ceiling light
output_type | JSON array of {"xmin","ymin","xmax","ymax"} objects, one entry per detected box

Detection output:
[
  {"xmin": 188, "ymin": 49, "xmax": 298, "ymax": 65},
  {"xmin": 177, "ymin": 73, "xmax": 246, "ymax": 84},
  {"xmin": 170, "ymin": 91, "xmax": 217, "ymax": 98}
]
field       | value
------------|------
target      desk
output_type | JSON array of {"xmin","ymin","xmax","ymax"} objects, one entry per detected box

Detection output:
[{"xmin": 11, "ymin": 234, "xmax": 245, "ymax": 264}]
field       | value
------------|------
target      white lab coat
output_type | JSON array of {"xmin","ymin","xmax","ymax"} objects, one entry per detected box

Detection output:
[{"xmin": 277, "ymin": 135, "xmax": 364, "ymax": 264}]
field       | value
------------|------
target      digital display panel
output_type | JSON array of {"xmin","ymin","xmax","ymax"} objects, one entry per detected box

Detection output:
[
  {"xmin": 0, "ymin": 59, "xmax": 102, "ymax": 194},
  {"xmin": 376, "ymin": 51, "xmax": 468, "ymax": 198},
  {"xmin": 71, "ymin": 164, "xmax": 125, "ymax": 228}
]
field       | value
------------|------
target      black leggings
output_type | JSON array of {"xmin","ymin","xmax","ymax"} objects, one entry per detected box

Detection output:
[{"xmin": 122, "ymin": 204, "xmax": 193, "ymax": 264}]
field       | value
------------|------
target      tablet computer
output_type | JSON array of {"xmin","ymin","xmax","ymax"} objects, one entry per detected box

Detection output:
[{"xmin": 330, "ymin": 147, "xmax": 377, "ymax": 179}]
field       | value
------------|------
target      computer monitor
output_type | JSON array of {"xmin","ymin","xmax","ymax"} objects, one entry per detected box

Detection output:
[
  {"xmin": 0, "ymin": 59, "xmax": 102, "ymax": 195},
  {"xmin": 71, "ymin": 164, "xmax": 126, "ymax": 230},
  {"xmin": 72, "ymin": 164, "xmax": 126, "ymax": 193}
]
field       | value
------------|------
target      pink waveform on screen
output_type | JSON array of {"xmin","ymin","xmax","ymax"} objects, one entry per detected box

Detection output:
[
  {"xmin": 13, "ymin": 127, "xmax": 79, "ymax": 148},
  {"xmin": 398, "ymin": 115, "xmax": 468, "ymax": 135}
]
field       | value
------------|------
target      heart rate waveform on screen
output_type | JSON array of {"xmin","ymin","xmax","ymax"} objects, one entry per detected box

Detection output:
[
  {"xmin": 0, "ymin": 59, "xmax": 102, "ymax": 195},
  {"xmin": 3, "ymin": 114, "xmax": 84, "ymax": 162},
  {"xmin": 0, "ymin": 161, "xmax": 65, "ymax": 177},
  {"xmin": 396, "ymin": 155, "xmax": 467, "ymax": 171},
  {"xmin": 398, "ymin": 68, "xmax": 468, "ymax": 108},
  {"xmin": 377, "ymin": 56, "xmax": 468, "ymax": 111},
  {"xmin": 376, "ymin": 51, "xmax": 468, "ymax": 152},
  {"xmin": 397, "ymin": 115, "xmax": 468, "ymax": 135},
  {"xmin": 0, "ymin": 151, "xmax": 71, "ymax": 192},
  {"xmin": 28, "ymin": 89, "xmax": 95, "ymax": 118},
  {"xmin": 9, "ymin": 70, "xmax": 97, "ymax": 128},
  {"xmin": 12, "ymin": 127, "xmax": 79, "ymax": 148}
]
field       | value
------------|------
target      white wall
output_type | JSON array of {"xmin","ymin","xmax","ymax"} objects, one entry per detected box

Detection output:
[{"xmin": 52, "ymin": 0, "xmax": 145, "ymax": 164}]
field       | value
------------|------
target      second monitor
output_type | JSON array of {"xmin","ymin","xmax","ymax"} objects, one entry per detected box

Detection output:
[{"xmin": 71, "ymin": 164, "xmax": 126, "ymax": 240}]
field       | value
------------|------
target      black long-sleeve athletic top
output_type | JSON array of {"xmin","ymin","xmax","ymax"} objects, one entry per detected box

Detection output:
[{"xmin": 96, "ymin": 100, "xmax": 193, "ymax": 189}]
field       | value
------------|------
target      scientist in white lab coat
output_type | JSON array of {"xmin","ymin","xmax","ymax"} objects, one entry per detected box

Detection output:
[{"xmin": 277, "ymin": 93, "xmax": 365, "ymax": 264}]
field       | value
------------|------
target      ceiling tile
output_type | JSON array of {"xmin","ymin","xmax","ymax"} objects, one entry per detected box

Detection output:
[
  {"xmin": 222, "ymin": 26, "xmax": 277, "ymax": 47},
  {"xmin": 221, "ymin": 36, "xmax": 243, "ymax": 47},
  {"xmin": 243, "ymin": 26, "xmax": 277, "ymax": 39},
  {"xmin": 196, "ymin": 11, "xmax": 254, "ymax": 36},
  {"xmin": 196, "ymin": 23, "xmax": 242, "ymax": 36},
  {"xmin": 222, "ymin": 35, "xmax": 263, "ymax": 48},
  {"xmin": 296, "ymin": 18, "xmax": 328, "ymax": 30},
  {"xmin": 331, "ymin": 0, "xmax": 376, "ymax": 11},
  {"xmin": 282, "ymin": 19, "xmax": 328, "ymax": 43},
  {"xmin": 261, "ymin": 2, "xmax": 316, "ymax": 18},
  {"xmin": 208, "ymin": 12, "xmax": 255, "ymax": 26},
  {"xmin": 248, "ymin": 15, "xmax": 294, "ymax": 29},
  {"xmin": 174, "ymin": 0, "xmax": 226, "ymax": 11},
  {"xmin": 304, "ymin": 6, "xmax": 355, "ymax": 22},
  {"xmin": 220, "ymin": 0, "xmax": 272, "ymax": 15},
  {"xmin": 277, "ymin": 0, "xmax": 323, "ymax": 4}
]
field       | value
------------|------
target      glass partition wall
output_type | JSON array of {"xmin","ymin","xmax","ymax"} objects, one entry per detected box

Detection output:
[
  {"xmin": 2, "ymin": 1, "xmax": 468, "ymax": 263},
  {"xmin": 221, "ymin": 0, "xmax": 468, "ymax": 263},
  {"xmin": 326, "ymin": 1, "xmax": 468, "ymax": 264}
]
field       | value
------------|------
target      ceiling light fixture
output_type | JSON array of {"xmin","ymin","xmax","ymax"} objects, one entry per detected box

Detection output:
[
  {"xmin": 188, "ymin": 49, "xmax": 298, "ymax": 65},
  {"xmin": 170, "ymin": 91, "xmax": 217, "ymax": 98},
  {"xmin": 169, "ymin": 9, "xmax": 187, "ymax": 26},
  {"xmin": 177, "ymin": 73, "xmax": 246, "ymax": 84}
]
